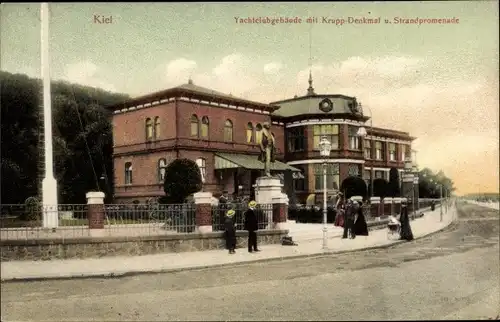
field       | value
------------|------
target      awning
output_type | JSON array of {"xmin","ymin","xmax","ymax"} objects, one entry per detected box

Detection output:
[{"xmin": 214, "ymin": 153, "xmax": 301, "ymax": 172}]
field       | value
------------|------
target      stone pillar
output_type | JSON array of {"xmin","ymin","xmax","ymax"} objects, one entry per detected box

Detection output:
[
  {"xmin": 272, "ymin": 193, "xmax": 288, "ymax": 230},
  {"xmin": 86, "ymin": 191, "xmax": 105, "ymax": 237},
  {"xmin": 254, "ymin": 176, "xmax": 284, "ymax": 229},
  {"xmin": 393, "ymin": 197, "xmax": 402, "ymax": 215},
  {"xmin": 193, "ymin": 191, "xmax": 213, "ymax": 234},
  {"xmin": 384, "ymin": 197, "xmax": 393, "ymax": 216},
  {"xmin": 370, "ymin": 197, "xmax": 381, "ymax": 217}
]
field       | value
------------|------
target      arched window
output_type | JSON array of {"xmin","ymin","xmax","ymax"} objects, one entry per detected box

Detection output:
[
  {"xmin": 158, "ymin": 158, "xmax": 167, "ymax": 182},
  {"xmin": 190, "ymin": 114, "xmax": 199, "ymax": 137},
  {"xmin": 145, "ymin": 118, "xmax": 153, "ymax": 140},
  {"xmin": 224, "ymin": 119, "xmax": 233, "ymax": 142},
  {"xmin": 201, "ymin": 116, "xmax": 209, "ymax": 139},
  {"xmin": 154, "ymin": 117, "xmax": 160, "ymax": 139},
  {"xmin": 125, "ymin": 162, "xmax": 133, "ymax": 185},
  {"xmin": 255, "ymin": 123, "xmax": 263, "ymax": 144},
  {"xmin": 196, "ymin": 158, "xmax": 206, "ymax": 183},
  {"xmin": 246, "ymin": 122, "xmax": 254, "ymax": 143}
]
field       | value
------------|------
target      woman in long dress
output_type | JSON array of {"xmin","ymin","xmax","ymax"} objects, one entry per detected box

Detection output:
[
  {"xmin": 334, "ymin": 193, "xmax": 345, "ymax": 227},
  {"xmin": 353, "ymin": 201, "xmax": 369, "ymax": 236},
  {"xmin": 399, "ymin": 203, "xmax": 414, "ymax": 241}
]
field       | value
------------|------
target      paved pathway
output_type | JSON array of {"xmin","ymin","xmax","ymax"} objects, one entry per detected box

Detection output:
[
  {"xmin": 0, "ymin": 205, "xmax": 456, "ymax": 281},
  {"xmin": 467, "ymin": 200, "xmax": 499, "ymax": 210}
]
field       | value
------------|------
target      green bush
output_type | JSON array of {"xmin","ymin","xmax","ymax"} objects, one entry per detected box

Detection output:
[{"xmin": 163, "ymin": 158, "xmax": 202, "ymax": 204}]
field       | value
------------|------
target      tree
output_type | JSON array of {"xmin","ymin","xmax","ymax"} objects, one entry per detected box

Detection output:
[
  {"xmin": 340, "ymin": 176, "xmax": 367, "ymax": 199},
  {"xmin": 417, "ymin": 167, "xmax": 455, "ymax": 199},
  {"xmin": 388, "ymin": 168, "xmax": 401, "ymax": 197},
  {"xmin": 372, "ymin": 178, "xmax": 389, "ymax": 199},
  {"xmin": 0, "ymin": 71, "xmax": 128, "ymax": 204},
  {"xmin": 163, "ymin": 158, "xmax": 203, "ymax": 203}
]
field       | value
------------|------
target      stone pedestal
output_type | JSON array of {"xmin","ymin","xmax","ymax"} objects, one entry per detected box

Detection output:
[
  {"xmin": 370, "ymin": 197, "xmax": 381, "ymax": 217},
  {"xmin": 393, "ymin": 197, "xmax": 402, "ymax": 214},
  {"xmin": 383, "ymin": 197, "xmax": 393, "ymax": 216},
  {"xmin": 86, "ymin": 191, "xmax": 105, "ymax": 237},
  {"xmin": 254, "ymin": 176, "xmax": 286, "ymax": 229},
  {"xmin": 193, "ymin": 191, "xmax": 213, "ymax": 234}
]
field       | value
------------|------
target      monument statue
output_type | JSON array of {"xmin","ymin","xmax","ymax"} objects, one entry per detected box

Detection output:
[{"xmin": 258, "ymin": 122, "xmax": 276, "ymax": 177}]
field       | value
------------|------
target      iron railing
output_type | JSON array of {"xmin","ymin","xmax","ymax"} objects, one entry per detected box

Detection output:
[
  {"xmin": 0, "ymin": 203, "xmax": 196, "ymax": 240},
  {"xmin": 211, "ymin": 203, "xmax": 273, "ymax": 232}
]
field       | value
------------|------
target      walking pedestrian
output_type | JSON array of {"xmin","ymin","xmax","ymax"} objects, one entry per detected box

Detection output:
[
  {"xmin": 342, "ymin": 199, "xmax": 357, "ymax": 239},
  {"xmin": 244, "ymin": 200, "xmax": 260, "ymax": 253},
  {"xmin": 399, "ymin": 202, "xmax": 414, "ymax": 241},
  {"xmin": 353, "ymin": 200, "xmax": 369, "ymax": 236},
  {"xmin": 224, "ymin": 209, "xmax": 237, "ymax": 254}
]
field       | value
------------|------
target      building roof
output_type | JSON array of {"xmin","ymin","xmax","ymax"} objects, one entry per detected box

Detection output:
[
  {"xmin": 270, "ymin": 94, "xmax": 360, "ymax": 118},
  {"xmin": 214, "ymin": 153, "xmax": 300, "ymax": 172},
  {"xmin": 108, "ymin": 79, "xmax": 278, "ymax": 112}
]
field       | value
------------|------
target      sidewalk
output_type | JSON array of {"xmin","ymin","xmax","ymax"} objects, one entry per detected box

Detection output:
[
  {"xmin": 467, "ymin": 201, "xmax": 500, "ymax": 210},
  {"xmin": 284, "ymin": 206, "xmax": 435, "ymax": 242},
  {"xmin": 0, "ymin": 206, "xmax": 457, "ymax": 282}
]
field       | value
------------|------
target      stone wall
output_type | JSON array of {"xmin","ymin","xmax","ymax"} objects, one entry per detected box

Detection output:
[{"xmin": 0, "ymin": 230, "xmax": 288, "ymax": 262}]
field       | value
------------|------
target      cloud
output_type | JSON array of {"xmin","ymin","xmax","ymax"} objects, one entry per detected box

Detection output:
[
  {"xmin": 165, "ymin": 58, "xmax": 197, "ymax": 83},
  {"xmin": 160, "ymin": 54, "xmax": 259, "ymax": 98},
  {"xmin": 63, "ymin": 61, "xmax": 117, "ymax": 92},
  {"xmin": 263, "ymin": 62, "xmax": 283, "ymax": 75}
]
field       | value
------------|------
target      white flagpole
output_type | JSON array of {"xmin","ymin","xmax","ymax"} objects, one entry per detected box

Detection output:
[{"xmin": 41, "ymin": 2, "xmax": 59, "ymax": 228}]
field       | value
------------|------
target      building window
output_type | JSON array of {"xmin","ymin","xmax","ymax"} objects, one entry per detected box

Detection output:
[
  {"xmin": 287, "ymin": 127, "xmax": 305, "ymax": 152},
  {"xmin": 375, "ymin": 170, "xmax": 384, "ymax": 179},
  {"xmin": 348, "ymin": 126, "xmax": 361, "ymax": 150},
  {"xmin": 145, "ymin": 118, "xmax": 153, "ymax": 140},
  {"xmin": 190, "ymin": 115, "xmax": 199, "ymax": 137},
  {"xmin": 125, "ymin": 162, "xmax": 133, "ymax": 185},
  {"xmin": 401, "ymin": 144, "xmax": 411, "ymax": 161},
  {"xmin": 246, "ymin": 122, "xmax": 254, "ymax": 143},
  {"xmin": 153, "ymin": 117, "xmax": 160, "ymax": 139},
  {"xmin": 158, "ymin": 159, "xmax": 167, "ymax": 182},
  {"xmin": 375, "ymin": 141, "xmax": 383, "ymax": 160},
  {"xmin": 201, "ymin": 116, "xmax": 209, "ymax": 139},
  {"xmin": 196, "ymin": 158, "xmax": 206, "ymax": 183},
  {"xmin": 255, "ymin": 123, "xmax": 263, "ymax": 144},
  {"xmin": 363, "ymin": 169, "xmax": 371, "ymax": 186},
  {"xmin": 364, "ymin": 140, "xmax": 372, "ymax": 159},
  {"xmin": 224, "ymin": 119, "xmax": 233, "ymax": 141},
  {"xmin": 293, "ymin": 165, "xmax": 306, "ymax": 191},
  {"xmin": 389, "ymin": 143, "xmax": 397, "ymax": 161},
  {"xmin": 314, "ymin": 163, "xmax": 340, "ymax": 191},
  {"xmin": 313, "ymin": 125, "xmax": 339, "ymax": 150},
  {"xmin": 348, "ymin": 164, "xmax": 361, "ymax": 177}
]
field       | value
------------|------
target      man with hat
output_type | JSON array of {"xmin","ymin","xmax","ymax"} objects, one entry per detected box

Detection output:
[
  {"xmin": 224, "ymin": 209, "xmax": 237, "ymax": 254},
  {"xmin": 244, "ymin": 200, "xmax": 260, "ymax": 253}
]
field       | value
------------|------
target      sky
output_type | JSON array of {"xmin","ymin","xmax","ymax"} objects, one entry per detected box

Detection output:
[{"xmin": 1, "ymin": 2, "xmax": 498, "ymax": 195}]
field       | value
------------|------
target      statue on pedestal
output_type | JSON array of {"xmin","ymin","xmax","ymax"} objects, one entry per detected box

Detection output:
[{"xmin": 258, "ymin": 122, "xmax": 276, "ymax": 177}]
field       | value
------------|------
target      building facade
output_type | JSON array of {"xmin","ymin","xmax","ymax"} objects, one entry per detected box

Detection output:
[{"xmin": 110, "ymin": 77, "xmax": 414, "ymax": 203}]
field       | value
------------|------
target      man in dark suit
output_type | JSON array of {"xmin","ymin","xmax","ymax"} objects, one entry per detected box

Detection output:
[{"xmin": 244, "ymin": 200, "xmax": 260, "ymax": 253}]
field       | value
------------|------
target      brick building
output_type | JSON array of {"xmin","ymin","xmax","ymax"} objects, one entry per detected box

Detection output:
[{"xmin": 110, "ymin": 76, "xmax": 414, "ymax": 203}]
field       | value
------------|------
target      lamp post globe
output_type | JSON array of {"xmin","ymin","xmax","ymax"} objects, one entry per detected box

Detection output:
[
  {"xmin": 319, "ymin": 136, "xmax": 332, "ymax": 157},
  {"xmin": 356, "ymin": 126, "xmax": 367, "ymax": 138}
]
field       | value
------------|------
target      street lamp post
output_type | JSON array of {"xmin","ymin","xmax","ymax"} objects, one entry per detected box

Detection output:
[
  {"xmin": 439, "ymin": 184, "xmax": 443, "ymax": 221},
  {"xmin": 356, "ymin": 126, "xmax": 373, "ymax": 199},
  {"xmin": 356, "ymin": 103, "xmax": 374, "ymax": 198},
  {"xmin": 319, "ymin": 136, "xmax": 332, "ymax": 251}
]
